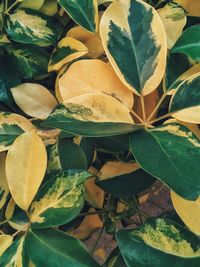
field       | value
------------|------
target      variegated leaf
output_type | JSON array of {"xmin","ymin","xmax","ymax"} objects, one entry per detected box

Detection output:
[
  {"xmin": 11, "ymin": 83, "xmax": 58, "ymax": 120},
  {"xmin": 0, "ymin": 153, "xmax": 9, "ymax": 210},
  {"xmin": 100, "ymin": 0, "xmax": 167, "ymax": 95},
  {"xmin": 57, "ymin": 59, "xmax": 134, "ymax": 110},
  {"xmin": 130, "ymin": 123, "xmax": 200, "ymax": 200},
  {"xmin": 117, "ymin": 218, "xmax": 200, "ymax": 267},
  {"xmin": 48, "ymin": 37, "xmax": 88, "ymax": 72},
  {"xmin": 5, "ymin": 8, "xmax": 62, "ymax": 46},
  {"xmin": 171, "ymin": 191, "xmax": 200, "ymax": 236},
  {"xmin": 29, "ymin": 170, "xmax": 91, "ymax": 228},
  {"xmin": 169, "ymin": 73, "xmax": 200, "ymax": 123},
  {"xmin": 0, "ymin": 236, "xmax": 29, "ymax": 267},
  {"xmin": 0, "ymin": 235, "xmax": 13, "ymax": 257},
  {"xmin": 158, "ymin": 2, "xmax": 186, "ymax": 49},
  {"xmin": 174, "ymin": 0, "xmax": 200, "ymax": 17},
  {"xmin": 57, "ymin": 0, "xmax": 98, "ymax": 33},
  {"xmin": 6, "ymin": 131, "xmax": 47, "ymax": 211}
]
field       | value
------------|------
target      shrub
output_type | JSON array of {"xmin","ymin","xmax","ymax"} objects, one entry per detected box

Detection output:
[{"xmin": 0, "ymin": 0, "xmax": 200, "ymax": 266}]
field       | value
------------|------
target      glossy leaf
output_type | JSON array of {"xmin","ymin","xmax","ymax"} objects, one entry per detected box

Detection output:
[
  {"xmin": 0, "ymin": 235, "xmax": 13, "ymax": 257},
  {"xmin": 169, "ymin": 73, "xmax": 200, "ymax": 123},
  {"xmin": 29, "ymin": 170, "xmax": 91, "ymax": 228},
  {"xmin": 103, "ymin": 247, "xmax": 127, "ymax": 267},
  {"xmin": 57, "ymin": 59, "xmax": 134, "ymax": 110},
  {"xmin": 5, "ymin": 8, "xmax": 61, "ymax": 46},
  {"xmin": 48, "ymin": 37, "xmax": 88, "ymax": 72},
  {"xmin": 5, "ymin": 44, "xmax": 49, "ymax": 79},
  {"xmin": 57, "ymin": 0, "xmax": 98, "ymax": 33},
  {"xmin": 0, "ymin": 153, "xmax": 9, "ymax": 209},
  {"xmin": 6, "ymin": 130, "xmax": 47, "ymax": 210},
  {"xmin": 100, "ymin": 0, "xmax": 167, "ymax": 95},
  {"xmin": 0, "ymin": 236, "xmax": 29, "ymax": 267},
  {"xmin": 171, "ymin": 25, "xmax": 200, "ymax": 61},
  {"xmin": 11, "ymin": 83, "xmax": 58, "ymax": 119},
  {"xmin": 171, "ymin": 191, "xmax": 200, "ymax": 236},
  {"xmin": 116, "ymin": 218, "xmax": 200, "ymax": 267},
  {"xmin": 130, "ymin": 123, "xmax": 200, "ymax": 200}
]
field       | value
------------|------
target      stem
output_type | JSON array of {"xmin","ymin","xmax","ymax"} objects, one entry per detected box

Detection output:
[
  {"xmin": 130, "ymin": 110, "xmax": 145, "ymax": 124},
  {"xmin": 0, "ymin": 219, "xmax": 8, "ymax": 226},
  {"xmin": 12, "ymin": 223, "xmax": 30, "ymax": 238},
  {"xmin": 91, "ymin": 222, "xmax": 105, "ymax": 256},
  {"xmin": 79, "ymin": 209, "xmax": 113, "ymax": 218},
  {"xmin": 149, "ymin": 112, "xmax": 172, "ymax": 124},
  {"xmin": 119, "ymin": 199, "xmax": 149, "ymax": 218},
  {"xmin": 147, "ymin": 93, "xmax": 167, "ymax": 122},
  {"xmin": 141, "ymin": 95, "xmax": 147, "ymax": 130},
  {"xmin": 5, "ymin": 0, "xmax": 22, "ymax": 14}
]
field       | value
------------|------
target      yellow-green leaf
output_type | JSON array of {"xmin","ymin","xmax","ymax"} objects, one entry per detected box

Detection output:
[
  {"xmin": 100, "ymin": 0, "xmax": 167, "ymax": 95},
  {"xmin": 0, "ymin": 235, "xmax": 13, "ymax": 257},
  {"xmin": 11, "ymin": 83, "xmax": 58, "ymax": 119},
  {"xmin": 20, "ymin": 0, "xmax": 44, "ymax": 10},
  {"xmin": 171, "ymin": 191, "xmax": 200, "ymax": 236},
  {"xmin": 158, "ymin": 2, "xmax": 186, "ymax": 49},
  {"xmin": 40, "ymin": 0, "xmax": 58, "ymax": 16},
  {"xmin": 0, "ymin": 153, "xmax": 9, "ymax": 210},
  {"xmin": 57, "ymin": 59, "xmax": 134, "ymax": 110},
  {"xmin": 48, "ymin": 37, "xmax": 88, "ymax": 72},
  {"xmin": 6, "ymin": 130, "xmax": 47, "ymax": 210}
]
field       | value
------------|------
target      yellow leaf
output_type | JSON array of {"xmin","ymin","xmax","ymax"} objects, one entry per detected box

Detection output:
[
  {"xmin": 6, "ymin": 131, "xmax": 47, "ymax": 211},
  {"xmin": 85, "ymin": 178, "xmax": 104, "ymax": 209},
  {"xmin": 40, "ymin": 0, "xmax": 58, "ymax": 16},
  {"xmin": 175, "ymin": 0, "xmax": 200, "ymax": 17},
  {"xmin": 158, "ymin": 2, "xmax": 186, "ymax": 49},
  {"xmin": 171, "ymin": 191, "xmax": 200, "ymax": 235},
  {"xmin": 11, "ymin": 83, "xmax": 58, "ymax": 119},
  {"xmin": 0, "ymin": 235, "xmax": 13, "ymax": 256},
  {"xmin": 58, "ymin": 59, "xmax": 134, "ymax": 110},
  {"xmin": 0, "ymin": 152, "xmax": 9, "ymax": 209}
]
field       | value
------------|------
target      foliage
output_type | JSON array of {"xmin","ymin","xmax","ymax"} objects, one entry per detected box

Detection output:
[{"xmin": 0, "ymin": 0, "xmax": 200, "ymax": 266}]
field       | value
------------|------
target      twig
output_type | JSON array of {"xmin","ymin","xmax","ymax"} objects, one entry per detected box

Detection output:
[
  {"xmin": 119, "ymin": 199, "xmax": 149, "ymax": 218},
  {"xmin": 130, "ymin": 110, "xmax": 145, "ymax": 124},
  {"xmin": 149, "ymin": 112, "xmax": 172, "ymax": 124},
  {"xmin": 147, "ymin": 93, "xmax": 167, "ymax": 122},
  {"xmin": 12, "ymin": 223, "xmax": 30, "ymax": 238}
]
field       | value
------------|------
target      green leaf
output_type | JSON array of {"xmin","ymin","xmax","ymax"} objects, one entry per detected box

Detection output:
[
  {"xmin": 0, "ymin": 236, "xmax": 29, "ymax": 267},
  {"xmin": 0, "ymin": 56, "xmax": 21, "ymax": 110},
  {"xmin": 97, "ymin": 169, "xmax": 155, "ymax": 198},
  {"xmin": 80, "ymin": 138, "xmax": 95, "ymax": 168},
  {"xmin": 42, "ymin": 103, "xmax": 141, "ymax": 137},
  {"xmin": 20, "ymin": 0, "xmax": 45, "ymax": 10},
  {"xmin": 103, "ymin": 247, "xmax": 127, "ymax": 267},
  {"xmin": 169, "ymin": 73, "xmax": 200, "ymax": 123},
  {"xmin": 0, "ymin": 123, "xmax": 24, "ymax": 149},
  {"xmin": 5, "ymin": 44, "xmax": 49, "ymax": 79},
  {"xmin": 29, "ymin": 170, "xmax": 91, "ymax": 228},
  {"xmin": 171, "ymin": 24, "xmax": 200, "ymax": 61},
  {"xmin": 163, "ymin": 53, "xmax": 190, "ymax": 93},
  {"xmin": 100, "ymin": 0, "xmax": 167, "ymax": 95},
  {"xmin": 57, "ymin": 0, "xmax": 98, "ymax": 33},
  {"xmin": 5, "ymin": 8, "xmax": 62, "ymax": 47},
  {"xmin": 129, "ymin": 123, "xmax": 200, "ymax": 200},
  {"xmin": 116, "ymin": 218, "xmax": 200, "ymax": 267},
  {"xmin": 46, "ymin": 139, "xmax": 88, "ymax": 179},
  {"xmin": 26, "ymin": 228, "xmax": 100, "ymax": 267}
]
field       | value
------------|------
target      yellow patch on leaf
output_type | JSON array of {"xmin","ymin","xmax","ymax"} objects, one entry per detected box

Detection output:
[{"xmin": 0, "ymin": 235, "xmax": 13, "ymax": 256}]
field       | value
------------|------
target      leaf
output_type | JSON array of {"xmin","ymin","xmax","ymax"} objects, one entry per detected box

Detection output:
[
  {"xmin": 169, "ymin": 73, "xmax": 200, "ymax": 123},
  {"xmin": 129, "ymin": 123, "xmax": 200, "ymax": 200},
  {"xmin": 100, "ymin": 0, "xmax": 167, "ymax": 95},
  {"xmin": 103, "ymin": 247, "xmax": 127, "ymax": 267},
  {"xmin": 5, "ymin": 8, "xmax": 62, "ymax": 47},
  {"xmin": 85, "ymin": 175, "xmax": 104, "ymax": 209},
  {"xmin": 57, "ymin": 59, "xmax": 134, "ymax": 110},
  {"xmin": 5, "ymin": 44, "xmax": 49, "ymax": 79},
  {"xmin": 0, "ymin": 153, "xmax": 9, "ymax": 209},
  {"xmin": 116, "ymin": 218, "xmax": 200, "ymax": 267},
  {"xmin": 163, "ymin": 53, "xmax": 190, "ymax": 94},
  {"xmin": 158, "ymin": 2, "xmax": 186, "ymax": 49},
  {"xmin": 46, "ymin": 139, "xmax": 88, "ymax": 179},
  {"xmin": 11, "ymin": 83, "xmax": 58, "ymax": 119},
  {"xmin": 171, "ymin": 25, "xmax": 200, "ymax": 61},
  {"xmin": 0, "ymin": 235, "xmax": 13, "ymax": 257},
  {"xmin": 6, "ymin": 130, "xmax": 47, "ymax": 210},
  {"xmin": 5, "ymin": 198, "xmax": 29, "ymax": 230},
  {"xmin": 0, "ymin": 56, "xmax": 21, "ymax": 110},
  {"xmin": 29, "ymin": 170, "xmax": 91, "ymax": 228},
  {"xmin": 0, "ymin": 236, "xmax": 29, "ymax": 267},
  {"xmin": 175, "ymin": 0, "xmax": 200, "ymax": 17},
  {"xmin": 20, "ymin": 0, "xmax": 44, "ymax": 10},
  {"xmin": 27, "ymin": 228, "xmax": 100, "ymax": 267},
  {"xmin": 40, "ymin": 0, "xmax": 58, "ymax": 16},
  {"xmin": 57, "ymin": 0, "xmax": 98, "ymax": 33},
  {"xmin": 48, "ymin": 37, "xmax": 88, "ymax": 72},
  {"xmin": 171, "ymin": 191, "xmax": 200, "ymax": 236},
  {"xmin": 0, "ymin": 112, "xmax": 34, "ymax": 152},
  {"xmin": 42, "ymin": 93, "xmax": 140, "ymax": 137}
]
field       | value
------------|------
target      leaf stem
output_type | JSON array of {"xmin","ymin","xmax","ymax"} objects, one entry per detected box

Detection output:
[
  {"xmin": 0, "ymin": 219, "xmax": 8, "ymax": 226},
  {"xmin": 149, "ymin": 112, "xmax": 172, "ymax": 124},
  {"xmin": 130, "ymin": 110, "xmax": 145, "ymax": 124},
  {"xmin": 5, "ymin": 0, "xmax": 22, "ymax": 14},
  {"xmin": 12, "ymin": 223, "xmax": 30, "ymax": 238},
  {"xmin": 79, "ymin": 209, "xmax": 113, "ymax": 218},
  {"xmin": 119, "ymin": 199, "xmax": 149, "ymax": 218},
  {"xmin": 147, "ymin": 93, "xmax": 167, "ymax": 122},
  {"xmin": 141, "ymin": 95, "xmax": 147, "ymax": 130}
]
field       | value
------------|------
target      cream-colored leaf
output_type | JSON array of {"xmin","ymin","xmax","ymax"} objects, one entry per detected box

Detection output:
[
  {"xmin": 0, "ymin": 235, "xmax": 13, "ymax": 256},
  {"xmin": 171, "ymin": 191, "xmax": 200, "ymax": 235},
  {"xmin": 175, "ymin": 0, "xmax": 200, "ymax": 17},
  {"xmin": 11, "ymin": 83, "xmax": 58, "ymax": 119},
  {"xmin": 58, "ymin": 59, "xmax": 134, "ymax": 110},
  {"xmin": 0, "ymin": 152, "xmax": 9, "ymax": 209},
  {"xmin": 6, "ymin": 131, "xmax": 47, "ymax": 211}
]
